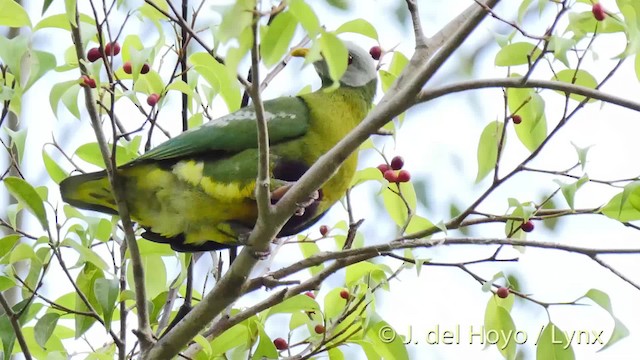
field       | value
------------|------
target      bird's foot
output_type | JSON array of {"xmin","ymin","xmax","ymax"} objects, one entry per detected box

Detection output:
[
  {"xmin": 227, "ymin": 222, "xmax": 271, "ymax": 260},
  {"xmin": 248, "ymin": 247, "xmax": 271, "ymax": 260},
  {"xmin": 271, "ymin": 183, "xmax": 320, "ymax": 216}
]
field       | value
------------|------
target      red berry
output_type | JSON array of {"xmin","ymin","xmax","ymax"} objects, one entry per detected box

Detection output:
[
  {"xmin": 521, "ymin": 220, "xmax": 534, "ymax": 233},
  {"xmin": 87, "ymin": 47, "xmax": 102, "ymax": 62},
  {"xmin": 140, "ymin": 63, "xmax": 150, "ymax": 74},
  {"xmin": 390, "ymin": 156, "xmax": 404, "ymax": 170},
  {"xmin": 147, "ymin": 93, "xmax": 160, "ymax": 106},
  {"xmin": 369, "ymin": 46, "xmax": 382, "ymax": 60},
  {"xmin": 397, "ymin": 169, "xmax": 411, "ymax": 183},
  {"xmin": 314, "ymin": 324, "xmax": 326, "ymax": 334},
  {"xmin": 339, "ymin": 289, "xmax": 349, "ymax": 300},
  {"xmin": 592, "ymin": 3, "xmax": 606, "ymax": 21},
  {"xmin": 377, "ymin": 163, "xmax": 390, "ymax": 174},
  {"xmin": 80, "ymin": 75, "xmax": 96, "ymax": 88},
  {"xmin": 104, "ymin": 42, "xmax": 121, "ymax": 56},
  {"xmin": 496, "ymin": 287, "xmax": 510, "ymax": 299},
  {"xmin": 383, "ymin": 169, "xmax": 397, "ymax": 182},
  {"xmin": 511, "ymin": 114, "xmax": 522, "ymax": 124},
  {"xmin": 319, "ymin": 225, "xmax": 329, "ymax": 237},
  {"xmin": 122, "ymin": 61, "xmax": 132, "ymax": 74},
  {"xmin": 273, "ymin": 337, "xmax": 288, "ymax": 350},
  {"xmin": 304, "ymin": 291, "xmax": 315, "ymax": 299}
]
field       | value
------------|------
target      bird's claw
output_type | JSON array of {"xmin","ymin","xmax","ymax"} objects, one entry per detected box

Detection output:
[
  {"xmin": 249, "ymin": 247, "xmax": 271, "ymax": 260},
  {"xmin": 271, "ymin": 183, "xmax": 320, "ymax": 217}
]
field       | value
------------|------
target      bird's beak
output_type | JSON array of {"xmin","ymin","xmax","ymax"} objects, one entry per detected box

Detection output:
[{"xmin": 290, "ymin": 48, "xmax": 310, "ymax": 58}]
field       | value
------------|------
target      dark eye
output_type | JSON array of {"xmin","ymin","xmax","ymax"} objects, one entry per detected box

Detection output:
[{"xmin": 348, "ymin": 53, "xmax": 353, "ymax": 65}]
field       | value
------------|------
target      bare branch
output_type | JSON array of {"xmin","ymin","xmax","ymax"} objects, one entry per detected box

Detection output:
[
  {"xmin": 0, "ymin": 293, "xmax": 32, "ymax": 360},
  {"xmin": 68, "ymin": 7, "xmax": 153, "ymax": 349},
  {"xmin": 416, "ymin": 77, "xmax": 640, "ymax": 113}
]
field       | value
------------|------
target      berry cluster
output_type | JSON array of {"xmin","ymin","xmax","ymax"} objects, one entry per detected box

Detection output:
[
  {"xmin": 377, "ymin": 156, "xmax": 411, "ymax": 183},
  {"xmin": 84, "ymin": 42, "xmax": 159, "ymax": 106}
]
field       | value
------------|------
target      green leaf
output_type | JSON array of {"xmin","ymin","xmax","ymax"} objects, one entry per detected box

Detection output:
[
  {"xmin": 0, "ymin": 314, "xmax": 16, "ymax": 357},
  {"xmin": 49, "ymin": 80, "xmax": 79, "ymax": 118},
  {"xmin": 289, "ymin": 0, "xmax": 320, "ymax": 37},
  {"xmin": 552, "ymin": 69, "xmax": 598, "ymax": 102},
  {"xmin": 61, "ymin": 83, "xmax": 81, "ymax": 119},
  {"xmin": 319, "ymin": 32, "xmax": 349, "ymax": 84},
  {"xmin": 62, "ymin": 238, "xmax": 109, "ymax": 270},
  {"xmin": 475, "ymin": 120, "xmax": 504, "ymax": 183},
  {"xmin": 261, "ymin": 12, "xmax": 298, "ymax": 67},
  {"xmin": 127, "ymin": 255, "xmax": 166, "ymax": 299},
  {"xmin": 507, "ymin": 81, "xmax": 547, "ymax": 152},
  {"xmin": 94, "ymin": 278, "xmax": 119, "ymax": 330},
  {"xmin": 548, "ymin": 36, "xmax": 575, "ymax": 68},
  {"xmin": 0, "ymin": 34, "xmax": 29, "ymax": 87},
  {"xmin": 571, "ymin": 142, "xmax": 592, "ymax": 171},
  {"xmin": 34, "ymin": 313, "xmax": 59, "ymax": 349},
  {"xmin": 350, "ymin": 167, "xmax": 382, "ymax": 187},
  {"xmin": 335, "ymin": 18, "xmax": 379, "ymax": 40},
  {"xmin": 42, "ymin": 149, "xmax": 67, "ymax": 184},
  {"xmin": 328, "ymin": 347, "xmax": 345, "ymax": 360},
  {"xmin": 7, "ymin": 242, "xmax": 37, "ymax": 265},
  {"xmin": 517, "ymin": 0, "xmax": 535, "ymax": 22},
  {"xmin": 139, "ymin": 0, "xmax": 169, "ymax": 21},
  {"xmin": 190, "ymin": 52, "xmax": 241, "ymax": 112},
  {"xmin": 75, "ymin": 142, "xmax": 136, "ymax": 168},
  {"xmin": 364, "ymin": 317, "xmax": 409, "ymax": 360},
  {"xmin": 388, "ymin": 181, "xmax": 417, "ymax": 222},
  {"xmin": 495, "ymin": 42, "xmax": 542, "ymax": 66},
  {"xmin": 0, "ymin": 276, "xmax": 15, "ymax": 292},
  {"xmin": 504, "ymin": 200, "xmax": 535, "ymax": 239},
  {"xmin": 553, "ymin": 175, "xmax": 588, "ymax": 210},
  {"xmin": 636, "ymin": 53, "xmax": 640, "ymax": 82},
  {"xmin": 217, "ymin": 0, "xmax": 254, "ymax": 43},
  {"xmin": 252, "ymin": 323, "xmax": 278, "ymax": 359},
  {"xmin": 209, "ymin": 320, "xmax": 252, "ymax": 356},
  {"xmin": 64, "ymin": 0, "xmax": 76, "ymax": 27},
  {"xmin": 35, "ymin": 13, "xmax": 95, "ymax": 31},
  {"xmin": 536, "ymin": 322, "xmax": 575, "ymax": 360},
  {"xmin": 601, "ymin": 191, "xmax": 640, "ymax": 221},
  {"xmin": 0, "ymin": 0, "xmax": 32, "ymax": 27},
  {"xmin": 567, "ymin": 11, "xmax": 624, "ymax": 37},
  {"xmin": 484, "ymin": 296, "xmax": 517, "ymax": 360},
  {"xmin": 405, "ymin": 215, "xmax": 434, "ymax": 236},
  {"xmin": 3, "ymin": 177, "xmax": 48, "ymax": 230},
  {"xmin": 23, "ymin": 50, "xmax": 57, "ymax": 91},
  {"xmin": 4, "ymin": 127, "xmax": 27, "ymax": 165},
  {"xmin": 266, "ymin": 294, "xmax": 319, "ymax": 316},
  {"xmin": 346, "ymin": 261, "xmax": 390, "ymax": 287},
  {"xmin": 75, "ymin": 263, "xmax": 104, "ymax": 338},
  {"xmin": 298, "ymin": 240, "xmax": 324, "ymax": 275},
  {"xmin": 324, "ymin": 287, "xmax": 347, "ymax": 320},
  {"xmin": 578, "ymin": 289, "xmax": 629, "ymax": 351}
]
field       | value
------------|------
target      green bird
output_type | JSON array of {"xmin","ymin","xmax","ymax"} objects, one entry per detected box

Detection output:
[{"xmin": 60, "ymin": 41, "xmax": 377, "ymax": 252}]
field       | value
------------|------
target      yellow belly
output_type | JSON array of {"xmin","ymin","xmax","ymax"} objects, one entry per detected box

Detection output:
[{"xmin": 122, "ymin": 164, "xmax": 258, "ymax": 246}]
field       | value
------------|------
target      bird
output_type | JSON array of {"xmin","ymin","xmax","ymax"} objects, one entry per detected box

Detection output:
[{"xmin": 60, "ymin": 41, "xmax": 378, "ymax": 252}]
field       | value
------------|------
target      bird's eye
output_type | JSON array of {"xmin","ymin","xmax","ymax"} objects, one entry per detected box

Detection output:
[{"xmin": 348, "ymin": 53, "xmax": 353, "ymax": 65}]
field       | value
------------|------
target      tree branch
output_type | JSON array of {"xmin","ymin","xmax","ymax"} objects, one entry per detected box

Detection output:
[
  {"xmin": 68, "ymin": 8, "xmax": 153, "ymax": 349},
  {"xmin": 0, "ymin": 293, "xmax": 31, "ymax": 360},
  {"xmin": 416, "ymin": 77, "xmax": 640, "ymax": 113}
]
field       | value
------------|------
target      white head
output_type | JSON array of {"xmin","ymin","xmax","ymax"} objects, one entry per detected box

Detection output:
[{"xmin": 293, "ymin": 41, "xmax": 378, "ymax": 88}]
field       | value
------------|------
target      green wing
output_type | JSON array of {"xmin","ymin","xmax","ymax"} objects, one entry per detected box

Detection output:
[{"xmin": 134, "ymin": 96, "xmax": 310, "ymax": 162}]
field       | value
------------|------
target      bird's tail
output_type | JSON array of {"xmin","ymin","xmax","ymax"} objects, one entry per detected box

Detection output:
[{"xmin": 60, "ymin": 171, "xmax": 119, "ymax": 214}]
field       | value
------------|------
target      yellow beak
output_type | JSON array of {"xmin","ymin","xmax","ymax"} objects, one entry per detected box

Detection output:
[{"xmin": 290, "ymin": 48, "xmax": 310, "ymax": 58}]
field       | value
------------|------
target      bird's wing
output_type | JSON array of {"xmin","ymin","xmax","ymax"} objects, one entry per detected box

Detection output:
[{"xmin": 134, "ymin": 96, "xmax": 310, "ymax": 162}]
